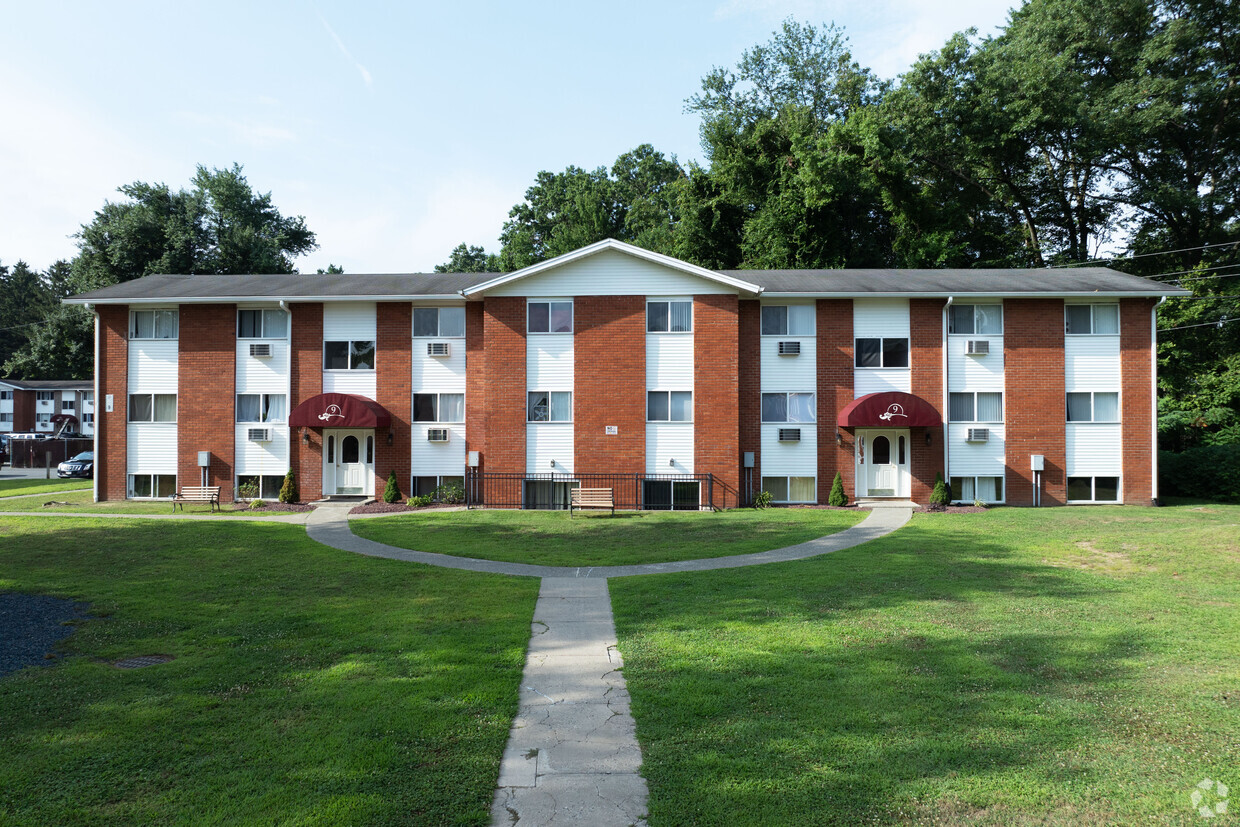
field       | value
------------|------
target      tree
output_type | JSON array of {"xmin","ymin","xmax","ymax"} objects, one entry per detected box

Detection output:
[
  {"xmin": 279, "ymin": 469, "xmax": 298, "ymax": 503},
  {"xmin": 435, "ymin": 243, "xmax": 500, "ymax": 273},
  {"xmin": 383, "ymin": 470, "xmax": 400, "ymax": 504},
  {"xmin": 316, "ymin": 264, "xmax": 345, "ymax": 274},
  {"xmin": 0, "ymin": 261, "xmax": 55, "ymax": 371},
  {"xmin": 828, "ymin": 472, "xmax": 848, "ymax": 507}
]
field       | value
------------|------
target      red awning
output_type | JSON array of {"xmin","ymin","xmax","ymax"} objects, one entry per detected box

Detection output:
[
  {"xmin": 837, "ymin": 392, "xmax": 941, "ymax": 428},
  {"xmin": 289, "ymin": 393, "xmax": 392, "ymax": 428}
]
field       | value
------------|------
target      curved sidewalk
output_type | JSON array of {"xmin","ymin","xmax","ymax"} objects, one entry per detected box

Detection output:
[{"xmin": 306, "ymin": 504, "xmax": 911, "ymax": 579}]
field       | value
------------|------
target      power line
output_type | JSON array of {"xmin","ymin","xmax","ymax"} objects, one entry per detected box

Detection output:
[
  {"xmin": 1051, "ymin": 240, "xmax": 1240, "ymax": 268},
  {"xmin": 1137, "ymin": 262, "xmax": 1240, "ymax": 281},
  {"xmin": 1162, "ymin": 316, "xmax": 1240, "ymax": 332}
]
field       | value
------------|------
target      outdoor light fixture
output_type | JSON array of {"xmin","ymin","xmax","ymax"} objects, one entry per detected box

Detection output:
[
  {"xmin": 669, "ymin": 458, "xmax": 675, "ymax": 467},
  {"xmin": 835, "ymin": 430, "xmax": 843, "ymax": 447},
  {"xmin": 926, "ymin": 431, "xmax": 933, "ymax": 446},
  {"xmin": 549, "ymin": 459, "xmax": 555, "ymax": 468},
  {"xmin": 386, "ymin": 430, "xmax": 394, "ymax": 446},
  {"xmin": 301, "ymin": 430, "xmax": 309, "ymax": 445}
]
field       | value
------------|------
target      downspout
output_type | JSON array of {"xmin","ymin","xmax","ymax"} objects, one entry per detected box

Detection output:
[
  {"xmin": 1151, "ymin": 296, "xmax": 1167, "ymax": 505},
  {"xmin": 279, "ymin": 300, "xmax": 292, "ymax": 496},
  {"xmin": 87, "ymin": 304, "xmax": 98, "ymax": 503},
  {"xmin": 943, "ymin": 297, "xmax": 953, "ymax": 499}
]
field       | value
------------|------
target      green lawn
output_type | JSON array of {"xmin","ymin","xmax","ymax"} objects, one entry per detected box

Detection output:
[
  {"xmin": 0, "ymin": 517, "xmax": 539, "ymax": 826},
  {"xmin": 0, "ymin": 479, "xmax": 93, "ymax": 498},
  {"xmin": 611, "ymin": 504, "xmax": 1240, "ymax": 825},
  {"xmin": 351, "ymin": 508, "xmax": 866, "ymax": 567},
  {"xmin": 0, "ymin": 489, "xmax": 258, "ymax": 515}
]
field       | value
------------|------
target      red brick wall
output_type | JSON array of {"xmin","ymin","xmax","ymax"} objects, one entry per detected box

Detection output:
[
  {"xmin": 694, "ymin": 294, "xmax": 741, "ymax": 509},
  {"xmin": 574, "ymin": 296, "xmax": 645, "ymax": 502},
  {"xmin": 910, "ymin": 299, "xmax": 946, "ymax": 502},
  {"xmin": 97, "ymin": 306, "xmax": 128, "ymax": 500},
  {"xmin": 1120, "ymin": 297, "xmax": 1157, "ymax": 504},
  {"xmin": 12, "ymin": 389, "xmax": 35, "ymax": 432},
  {"xmin": 465, "ymin": 302, "xmax": 487, "ymax": 475},
  {"xmin": 376, "ymin": 302, "xmax": 412, "ymax": 498},
  {"xmin": 178, "ymin": 304, "xmax": 236, "ymax": 499},
  {"xmin": 483, "ymin": 297, "xmax": 526, "ymax": 475},
  {"xmin": 289, "ymin": 303, "xmax": 323, "ymax": 500},
  {"xmin": 738, "ymin": 300, "xmax": 762, "ymax": 504},
  {"xmin": 817, "ymin": 299, "xmax": 854, "ymax": 502},
  {"xmin": 1004, "ymin": 299, "xmax": 1067, "ymax": 506}
]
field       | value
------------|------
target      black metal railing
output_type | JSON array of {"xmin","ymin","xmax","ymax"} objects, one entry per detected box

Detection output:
[{"xmin": 465, "ymin": 471, "xmax": 717, "ymax": 511}]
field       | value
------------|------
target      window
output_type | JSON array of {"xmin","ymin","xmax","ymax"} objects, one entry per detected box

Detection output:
[
  {"xmin": 128, "ymin": 474, "xmax": 177, "ymax": 499},
  {"xmin": 528, "ymin": 391, "xmax": 572, "ymax": 422},
  {"xmin": 237, "ymin": 308, "xmax": 288, "ymax": 338},
  {"xmin": 82, "ymin": 413, "xmax": 94, "ymax": 424},
  {"xmin": 855, "ymin": 338, "xmax": 909, "ymax": 368},
  {"xmin": 0, "ymin": 413, "xmax": 12, "ymax": 423},
  {"xmin": 948, "ymin": 392, "xmax": 1004, "ymax": 422},
  {"xmin": 414, "ymin": 475, "xmax": 465, "ymax": 499},
  {"xmin": 1067, "ymin": 392, "xmax": 1119, "ymax": 422},
  {"xmin": 83, "ymin": 392, "xmax": 93, "ymax": 404},
  {"xmin": 524, "ymin": 480, "xmax": 580, "ymax": 510},
  {"xmin": 1067, "ymin": 476, "xmax": 1120, "ymax": 502},
  {"xmin": 646, "ymin": 300, "xmax": 692, "ymax": 332},
  {"xmin": 236, "ymin": 474, "xmax": 286, "ymax": 500},
  {"xmin": 413, "ymin": 306, "xmax": 465, "ymax": 337},
  {"xmin": 36, "ymin": 413, "xmax": 52, "ymax": 426},
  {"xmin": 236, "ymin": 394, "xmax": 286, "ymax": 422},
  {"xmin": 1065, "ymin": 304, "xmax": 1119, "ymax": 335},
  {"xmin": 61, "ymin": 401, "xmax": 75, "ymax": 411},
  {"xmin": 761, "ymin": 305, "xmax": 815, "ymax": 336},
  {"xmin": 761, "ymin": 476, "xmax": 816, "ymax": 503},
  {"xmin": 0, "ymin": 390, "xmax": 12, "ymax": 400},
  {"xmin": 760, "ymin": 392, "xmax": 816, "ymax": 422},
  {"xmin": 647, "ymin": 391, "xmax": 693, "ymax": 422},
  {"xmin": 129, "ymin": 394, "xmax": 177, "ymax": 423},
  {"xmin": 323, "ymin": 340, "xmax": 375, "ymax": 370},
  {"xmin": 949, "ymin": 304, "xmax": 1003, "ymax": 335},
  {"xmin": 643, "ymin": 480, "xmax": 700, "ymax": 510},
  {"xmin": 36, "ymin": 391, "xmax": 54, "ymax": 401},
  {"xmin": 130, "ymin": 309, "xmax": 178, "ymax": 339},
  {"xmin": 413, "ymin": 393, "xmax": 465, "ymax": 422},
  {"xmin": 528, "ymin": 301, "xmax": 573, "ymax": 333},
  {"xmin": 951, "ymin": 476, "xmax": 1005, "ymax": 503}
]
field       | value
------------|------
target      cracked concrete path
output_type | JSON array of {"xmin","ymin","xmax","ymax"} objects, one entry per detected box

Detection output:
[{"xmin": 491, "ymin": 577, "xmax": 647, "ymax": 827}]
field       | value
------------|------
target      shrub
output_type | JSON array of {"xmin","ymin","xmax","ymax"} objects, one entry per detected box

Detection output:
[
  {"xmin": 236, "ymin": 478, "xmax": 259, "ymax": 500},
  {"xmin": 249, "ymin": 499, "xmax": 267, "ymax": 510},
  {"xmin": 406, "ymin": 495, "xmax": 431, "ymax": 507},
  {"xmin": 753, "ymin": 489, "xmax": 774, "ymax": 509},
  {"xmin": 928, "ymin": 472, "xmax": 950, "ymax": 510},
  {"xmin": 828, "ymin": 472, "xmax": 848, "ymax": 507},
  {"xmin": 383, "ymin": 470, "xmax": 400, "ymax": 504},
  {"xmin": 433, "ymin": 481, "xmax": 465, "ymax": 504},
  {"xmin": 279, "ymin": 469, "xmax": 297, "ymax": 504},
  {"xmin": 1160, "ymin": 444, "xmax": 1240, "ymax": 502}
]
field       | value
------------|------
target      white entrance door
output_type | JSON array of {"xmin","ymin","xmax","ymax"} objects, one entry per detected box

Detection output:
[
  {"xmin": 324, "ymin": 429, "xmax": 374, "ymax": 496},
  {"xmin": 856, "ymin": 429, "xmax": 910, "ymax": 498}
]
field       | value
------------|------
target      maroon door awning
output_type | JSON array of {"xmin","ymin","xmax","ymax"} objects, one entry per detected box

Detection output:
[
  {"xmin": 289, "ymin": 393, "xmax": 392, "ymax": 428},
  {"xmin": 837, "ymin": 392, "xmax": 941, "ymax": 428}
]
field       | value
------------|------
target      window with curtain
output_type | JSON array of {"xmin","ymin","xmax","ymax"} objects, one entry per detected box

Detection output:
[
  {"xmin": 528, "ymin": 301, "xmax": 573, "ymax": 333},
  {"xmin": 237, "ymin": 309, "xmax": 287, "ymax": 338},
  {"xmin": 415, "ymin": 393, "xmax": 465, "ymax": 423},
  {"xmin": 528, "ymin": 391, "xmax": 573, "ymax": 422},
  {"xmin": 236, "ymin": 394, "xmax": 286, "ymax": 422},
  {"xmin": 761, "ymin": 392, "xmax": 815, "ymax": 422},
  {"xmin": 761, "ymin": 305, "xmax": 815, "ymax": 335},
  {"xmin": 949, "ymin": 392, "xmax": 1003, "ymax": 422},
  {"xmin": 1066, "ymin": 304, "xmax": 1119, "ymax": 334},
  {"xmin": 949, "ymin": 304, "xmax": 1003, "ymax": 335},
  {"xmin": 413, "ymin": 306, "xmax": 465, "ymax": 337},
  {"xmin": 128, "ymin": 394, "xmax": 176, "ymax": 422},
  {"xmin": 1067, "ymin": 392, "xmax": 1119, "ymax": 422},
  {"xmin": 130, "ymin": 309, "xmax": 178, "ymax": 339},
  {"xmin": 646, "ymin": 300, "xmax": 692, "ymax": 332}
]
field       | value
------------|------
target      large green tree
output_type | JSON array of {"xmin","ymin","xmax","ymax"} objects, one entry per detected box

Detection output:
[
  {"xmin": 435, "ymin": 243, "xmax": 500, "ymax": 273},
  {"xmin": 0, "ymin": 261, "xmax": 56, "ymax": 372},
  {"xmin": 5, "ymin": 165, "xmax": 318, "ymax": 379}
]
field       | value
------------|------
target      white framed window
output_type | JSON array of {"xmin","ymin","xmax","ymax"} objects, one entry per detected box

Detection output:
[
  {"xmin": 1065, "ymin": 304, "xmax": 1119, "ymax": 335},
  {"xmin": 528, "ymin": 391, "xmax": 572, "ymax": 422},
  {"xmin": 642, "ymin": 479, "xmax": 701, "ymax": 511},
  {"xmin": 0, "ymin": 390, "xmax": 12, "ymax": 400},
  {"xmin": 236, "ymin": 394, "xmax": 286, "ymax": 423},
  {"xmin": 527, "ymin": 301, "xmax": 573, "ymax": 334},
  {"xmin": 128, "ymin": 473, "xmax": 177, "ymax": 499},
  {"xmin": 128, "ymin": 394, "xmax": 177, "ymax": 423},
  {"xmin": 237, "ymin": 308, "xmax": 288, "ymax": 338},
  {"xmin": 647, "ymin": 391, "xmax": 693, "ymax": 422},
  {"xmin": 761, "ymin": 476, "xmax": 817, "ymax": 503},
  {"xmin": 82, "ymin": 392, "xmax": 93, "ymax": 404},
  {"xmin": 61, "ymin": 400, "xmax": 74, "ymax": 411},
  {"xmin": 1067, "ymin": 476, "xmax": 1120, "ymax": 503},
  {"xmin": 323, "ymin": 340, "xmax": 375, "ymax": 370},
  {"xmin": 0, "ymin": 412, "xmax": 12, "ymax": 423},
  {"xmin": 761, "ymin": 305, "xmax": 815, "ymax": 336},
  {"xmin": 413, "ymin": 393, "xmax": 465, "ymax": 423},
  {"xmin": 236, "ymin": 474, "xmax": 286, "ymax": 500},
  {"xmin": 951, "ymin": 476, "xmax": 1005, "ymax": 504},
  {"xmin": 948, "ymin": 392, "xmax": 1004, "ymax": 422},
  {"xmin": 646, "ymin": 300, "xmax": 693, "ymax": 333},
  {"xmin": 855, "ymin": 338, "xmax": 909, "ymax": 368},
  {"xmin": 413, "ymin": 306, "xmax": 466, "ymax": 337},
  {"xmin": 82, "ymin": 413, "xmax": 94, "ymax": 424},
  {"xmin": 413, "ymin": 475, "xmax": 466, "ymax": 498},
  {"xmin": 761, "ymin": 392, "xmax": 816, "ymax": 422},
  {"xmin": 36, "ymin": 391, "xmax": 54, "ymax": 401},
  {"xmin": 130, "ymin": 309, "xmax": 178, "ymax": 339},
  {"xmin": 36, "ymin": 413, "xmax": 52, "ymax": 426},
  {"xmin": 1067, "ymin": 392, "xmax": 1119, "ymax": 422},
  {"xmin": 948, "ymin": 304, "xmax": 1003, "ymax": 335}
]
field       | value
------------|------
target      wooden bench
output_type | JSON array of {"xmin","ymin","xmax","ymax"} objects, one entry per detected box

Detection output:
[
  {"xmin": 570, "ymin": 487, "xmax": 614, "ymax": 516},
  {"xmin": 172, "ymin": 486, "xmax": 221, "ymax": 513}
]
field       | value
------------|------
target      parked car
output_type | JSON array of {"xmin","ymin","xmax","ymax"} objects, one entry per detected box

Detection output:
[
  {"xmin": 0, "ymin": 436, "xmax": 9, "ymax": 466},
  {"xmin": 57, "ymin": 451, "xmax": 94, "ymax": 479}
]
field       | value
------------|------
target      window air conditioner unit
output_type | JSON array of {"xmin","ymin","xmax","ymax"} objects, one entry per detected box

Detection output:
[
  {"xmin": 249, "ymin": 343, "xmax": 272, "ymax": 358},
  {"xmin": 427, "ymin": 342, "xmax": 451, "ymax": 357},
  {"xmin": 966, "ymin": 428, "xmax": 990, "ymax": 443},
  {"xmin": 427, "ymin": 428, "xmax": 450, "ymax": 443},
  {"xmin": 777, "ymin": 341, "xmax": 801, "ymax": 356},
  {"xmin": 247, "ymin": 427, "xmax": 272, "ymax": 442},
  {"xmin": 965, "ymin": 340, "xmax": 990, "ymax": 355},
  {"xmin": 778, "ymin": 428, "xmax": 801, "ymax": 442}
]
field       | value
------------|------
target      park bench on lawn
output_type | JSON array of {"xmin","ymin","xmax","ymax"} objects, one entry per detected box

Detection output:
[
  {"xmin": 172, "ymin": 486, "xmax": 220, "ymax": 513},
  {"xmin": 570, "ymin": 487, "xmax": 614, "ymax": 516}
]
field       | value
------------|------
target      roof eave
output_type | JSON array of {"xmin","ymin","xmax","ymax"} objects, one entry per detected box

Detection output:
[
  {"xmin": 63, "ymin": 294, "xmax": 471, "ymax": 306},
  {"xmin": 758, "ymin": 290, "xmax": 1192, "ymax": 299}
]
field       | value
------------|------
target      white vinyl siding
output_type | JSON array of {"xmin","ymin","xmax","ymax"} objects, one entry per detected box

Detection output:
[
  {"xmin": 1066, "ymin": 423, "xmax": 1123, "ymax": 476},
  {"xmin": 1065, "ymin": 336, "xmax": 1121, "ymax": 391},
  {"xmin": 853, "ymin": 298, "xmax": 910, "ymax": 398},
  {"xmin": 129, "ymin": 340, "xmax": 178, "ymax": 393},
  {"xmin": 646, "ymin": 422, "xmax": 694, "ymax": 474},
  {"xmin": 646, "ymin": 298, "xmax": 696, "ymax": 475},
  {"xmin": 323, "ymin": 367, "xmax": 376, "ymax": 396},
  {"xmin": 235, "ymin": 425, "xmax": 289, "ymax": 476},
  {"xmin": 854, "ymin": 369, "xmax": 912, "ymax": 396},
  {"xmin": 127, "ymin": 336, "xmax": 178, "ymax": 485},
  {"xmin": 948, "ymin": 424, "xmax": 1007, "ymax": 476},
  {"xmin": 322, "ymin": 302, "xmax": 377, "ymax": 396},
  {"xmin": 127, "ymin": 424, "xmax": 178, "ymax": 475},
  {"xmin": 413, "ymin": 305, "xmax": 468, "ymax": 479},
  {"xmin": 947, "ymin": 334, "xmax": 1005, "ymax": 392},
  {"xmin": 646, "ymin": 334, "xmax": 694, "ymax": 389},
  {"xmin": 488, "ymin": 247, "xmax": 732, "ymax": 296},
  {"xmin": 760, "ymin": 425, "xmax": 818, "ymax": 475},
  {"xmin": 527, "ymin": 423, "xmax": 574, "ymax": 475},
  {"xmin": 527, "ymin": 334, "xmax": 574, "ymax": 389},
  {"xmin": 237, "ymin": 338, "xmax": 289, "ymax": 391}
]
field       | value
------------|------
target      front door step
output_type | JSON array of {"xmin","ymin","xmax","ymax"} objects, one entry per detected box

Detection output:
[{"xmin": 855, "ymin": 498, "xmax": 919, "ymax": 509}]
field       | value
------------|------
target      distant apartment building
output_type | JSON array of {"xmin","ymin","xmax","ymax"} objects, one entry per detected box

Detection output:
[{"xmin": 0, "ymin": 379, "xmax": 94, "ymax": 436}]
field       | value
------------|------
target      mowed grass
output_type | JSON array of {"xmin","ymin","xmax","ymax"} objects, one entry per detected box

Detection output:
[
  {"xmin": 0, "ymin": 517, "xmax": 539, "ymax": 826},
  {"xmin": 611, "ymin": 504, "xmax": 1240, "ymax": 825},
  {"xmin": 0, "ymin": 479, "xmax": 93, "ymax": 498},
  {"xmin": 352, "ymin": 508, "xmax": 866, "ymax": 567},
  {"xmin": 0, "ymin": 489, "xmax": 257, "ymax": 515}
]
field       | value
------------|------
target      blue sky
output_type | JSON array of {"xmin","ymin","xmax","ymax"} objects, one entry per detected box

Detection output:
[{"xmin": 0, "ymin": 0, "xmax": 1015, "ymax": 275}]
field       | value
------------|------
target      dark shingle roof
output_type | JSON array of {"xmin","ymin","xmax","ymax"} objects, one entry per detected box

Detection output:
[
  {"xmin": 727, "ymin": 267, "xmax": 1185, "ymax": 296},
  {"xmin": 0, "ymin": 378, "xmax": 92, "ymax": 390},
  {"xmin": 67, "ymin": 272, "xmax": 494, "ymax": 304}
]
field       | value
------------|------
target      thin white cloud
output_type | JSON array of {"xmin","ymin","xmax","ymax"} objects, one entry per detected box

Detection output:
[
  {"xmin": 176, "ymin": 111, "xmax": 298, "ymax": 148},
  {"xmin": 318, "ymin": 13, "xmax": 374, "ymax": 89}
]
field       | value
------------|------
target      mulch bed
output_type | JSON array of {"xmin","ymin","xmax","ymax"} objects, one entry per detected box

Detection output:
[
  {"xmin": 917, "ymin": 504, "xmax": 988, "ymax": 514},
  {"xmin": 228, "ymin": 503, "xmax": 315, "ymax": 513},
  {"xmin": 348, "ymin": 502, "xmax": 460, "ymax": 515}
]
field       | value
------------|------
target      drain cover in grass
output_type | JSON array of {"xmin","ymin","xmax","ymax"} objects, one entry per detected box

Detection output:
[{"xmin": 113, "ymin": 655, "xmax": 174, "ymax": 669}]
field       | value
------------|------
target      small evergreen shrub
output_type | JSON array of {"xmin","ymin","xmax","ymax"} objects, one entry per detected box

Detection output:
[
  {"xmin": 249, "ymin": 498, "xmax": 267, "ymax": 510},
  {"xmin": 383, "ymin": 470, "xmax": 400, "ymax": 504},
  {"xmin": 828, "ymin": 472, "xmax": 848, "ymax": 507},
  {"xmin": 753, "ymin": 490, "xmax": 774, "ymax": 509},
  {"xmin": 928, "ymin": 472, "xmax": 950, "ymax": 510},
  {"xmin": 279, "ymin": 469, "xmax": 297, "ymax": 503}
]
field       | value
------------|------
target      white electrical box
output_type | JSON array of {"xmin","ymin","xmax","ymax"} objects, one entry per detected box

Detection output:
[
  {"xmin": 468, "ymin": 451, "xmax": 480, "ymax": 468},
  {"xmin": 1031, "ymin": 454, "xmax": 1044, "ymax": 472},
  {"xmin": 197, "ymin": 451, "xmax": 211, "ymax": 467}
]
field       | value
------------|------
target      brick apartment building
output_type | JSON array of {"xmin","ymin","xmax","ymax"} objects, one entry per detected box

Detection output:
[
  {"xmin": 0, "ymin": 379, "xmax": 95, "ymax": 437},
  {"xmin": 66, "ymin": 239, "xmax": 1186, "ymax": 507}
]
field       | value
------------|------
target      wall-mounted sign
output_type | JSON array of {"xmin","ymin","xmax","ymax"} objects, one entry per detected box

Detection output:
[
  {"xmin": 105, "ymin": 394, "xmax": 113, "ymax": 413},
  {"xmin": 605, "ymin": 425, "xmax": 618, "ymax": 435}
]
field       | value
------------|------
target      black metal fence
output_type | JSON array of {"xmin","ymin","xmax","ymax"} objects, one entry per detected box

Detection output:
[
  {"xmin": 7, "ymin": 438, "xmax": 93, "ymax": 469},
  {"xmin": 465, "ymin": 471, "xmax": 717, "ymax": 511}
]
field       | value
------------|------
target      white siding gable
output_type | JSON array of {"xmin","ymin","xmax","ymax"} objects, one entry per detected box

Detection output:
[{"xmin": 488, "ymin": 248, "xmax": 733, "ymax": 297}]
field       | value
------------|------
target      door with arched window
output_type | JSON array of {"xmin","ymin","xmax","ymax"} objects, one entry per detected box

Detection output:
[
  {"xmin": 857, "ymin": 429, "xmax": 910, "ymax": 498},
  {"xmin": 324, "ymin": 429, "xmax": 373, "ymax": 495}
]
